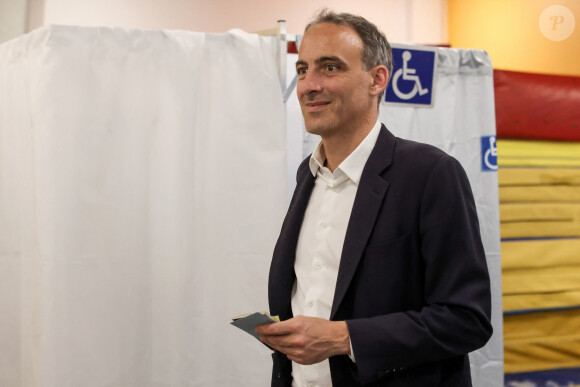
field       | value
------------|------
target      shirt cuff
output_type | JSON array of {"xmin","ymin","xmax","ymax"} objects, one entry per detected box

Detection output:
[{"xmin": 348, "ymin": 339, "xmax": 356, "ymax": 363}]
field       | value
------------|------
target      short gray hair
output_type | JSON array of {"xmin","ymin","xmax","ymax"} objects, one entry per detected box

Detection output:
[{"xmin": 305, "ymin": 9, "xmax": 393, "ymax": 103}]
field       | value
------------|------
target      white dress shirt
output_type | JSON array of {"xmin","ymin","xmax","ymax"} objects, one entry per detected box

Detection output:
[{"xmin": 290, "ymin": 119, "xmax": 382, "ymax": 387}]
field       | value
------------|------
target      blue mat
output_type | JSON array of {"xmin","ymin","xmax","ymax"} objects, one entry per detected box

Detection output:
[{"xmin": 505, "ymin": 368, "xmax": 580, "ymax": 387}]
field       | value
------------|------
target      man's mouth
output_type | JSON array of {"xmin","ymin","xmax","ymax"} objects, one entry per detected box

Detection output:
[{"xmin": 305, "ymin": 101, "xmax": 330, "ymax": 112}]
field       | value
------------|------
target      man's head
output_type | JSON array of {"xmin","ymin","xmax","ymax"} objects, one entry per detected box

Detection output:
[
  {"xmin": 296, "ymin": 10, "xmax": 391, "ymax": 139},
  {"xmin": 304, "ymin": 10, "xmax": 393, "ymax": 100}
]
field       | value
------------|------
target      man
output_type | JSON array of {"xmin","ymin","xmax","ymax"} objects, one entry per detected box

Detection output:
[{"xmin": 256, "ymin": 10, "xmax": 492, "ymax": 387}]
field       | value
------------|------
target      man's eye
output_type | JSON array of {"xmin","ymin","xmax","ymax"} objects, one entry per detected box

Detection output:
[
  {"xmin": 325, "ymin": 64, "xmax": 338, "ymax": 72},
  {"xmin": 296, "ymin": 67, "xmax": 307, "ymax": 76}
]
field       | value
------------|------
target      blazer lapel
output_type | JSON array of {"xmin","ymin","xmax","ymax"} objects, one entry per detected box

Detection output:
[{"xmin": 330, "ymin": 126, "xmax": 395, "ymax": 319}]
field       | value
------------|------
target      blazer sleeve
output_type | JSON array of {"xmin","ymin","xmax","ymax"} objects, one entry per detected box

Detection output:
[{"xmin": 345, "ymin": 154, "xmax": 493, "ymax": 384}]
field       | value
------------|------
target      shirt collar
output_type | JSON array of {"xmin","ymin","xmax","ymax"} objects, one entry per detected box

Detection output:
[{"xmin": 308, "ymin": 119, "xmax": 382, "ymax": 185}]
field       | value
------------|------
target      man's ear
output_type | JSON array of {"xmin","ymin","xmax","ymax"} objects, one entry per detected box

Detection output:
[{"xmin": 370, "ymin": 65, "xmax": 389, "ymax": 97}]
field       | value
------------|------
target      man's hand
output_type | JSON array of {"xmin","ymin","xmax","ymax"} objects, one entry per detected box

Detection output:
[{"xmin": 255, "ymin": 315, "xmax": 350, "ymax": 365}]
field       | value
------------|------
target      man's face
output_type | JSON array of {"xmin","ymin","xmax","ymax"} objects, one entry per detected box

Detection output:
[{"xmin": 296, "ymin": 23, "xmax": 376, "ymax": 139}]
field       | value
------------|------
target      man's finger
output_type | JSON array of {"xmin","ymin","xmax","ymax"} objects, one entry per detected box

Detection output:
[
  {"xmin": 260, "ymin": 332, "xmax": 300, "ymax": 351},
  {"xmin": 256, "ymin": 320, "xmax": 298, "ymax": 336}
]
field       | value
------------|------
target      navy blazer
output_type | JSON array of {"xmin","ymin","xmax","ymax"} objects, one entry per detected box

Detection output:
[{"xmin": 267, "ymin": 125, "xmax": 493, "ymax": 386}]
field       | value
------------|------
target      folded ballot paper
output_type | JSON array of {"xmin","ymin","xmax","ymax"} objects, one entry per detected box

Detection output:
[{"xmin": 231, "ymin": 312, "xmax": 280, "ymax": 343}]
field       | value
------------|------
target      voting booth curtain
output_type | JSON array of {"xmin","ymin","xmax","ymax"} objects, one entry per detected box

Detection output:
[
  {"xmin": 285, "ymin": 46, "xmax": 503, "ymax": 387},
  {"xmin": 0, "ymin": 26, "xmax": 286, "ymax": 386}
]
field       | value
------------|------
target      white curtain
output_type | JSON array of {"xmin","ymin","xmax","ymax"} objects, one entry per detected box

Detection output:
[
  {"xmin": 286, "ymin": 46, "xmax": 503, "ymax": 387},
  {"xmin": 0, "ymin": 25, "xmax": 286, "ymax": 386}
]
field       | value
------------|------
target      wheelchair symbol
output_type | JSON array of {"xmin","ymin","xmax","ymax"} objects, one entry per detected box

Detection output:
[
  {"xmin": 392, "ymin": 51, "xmax": 429, "ymax": 100},
  {"xmin": 484, "ymin": 136, "xmax": 498, "ymax": 170}
]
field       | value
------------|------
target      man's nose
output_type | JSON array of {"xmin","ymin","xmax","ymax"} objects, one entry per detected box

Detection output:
[{"xmin": 299, "ymin": 71, "xmax": 323, "ymax": 95}]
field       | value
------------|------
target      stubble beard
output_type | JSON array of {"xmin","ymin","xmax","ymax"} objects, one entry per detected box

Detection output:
[{"xmin": 302, "ymin": 110, "xmax": 341, "ymax": 139}]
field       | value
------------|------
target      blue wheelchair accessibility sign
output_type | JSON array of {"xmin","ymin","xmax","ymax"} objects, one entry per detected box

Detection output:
[
  {"xmin": 481, "ymin": 135, "xmax": 498, "ymax": 171},
  {"xmin": 385, "ymin": 45, "xmax": 437, "ymax": 107}
]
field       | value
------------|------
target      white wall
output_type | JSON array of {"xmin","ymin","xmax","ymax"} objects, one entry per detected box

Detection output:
[
  {"xmin": 0, "ymin": 0, "xmax": 28, "ymax": 43},
  {"xmin": 9, "ymin": 0, "xmax": 447, "ymax": 44}
]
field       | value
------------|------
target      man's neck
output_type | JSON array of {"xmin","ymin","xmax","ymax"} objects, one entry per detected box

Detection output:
[{"xmin": 321, "ymin": 117, "xmax": 377, "ymax": 172}]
